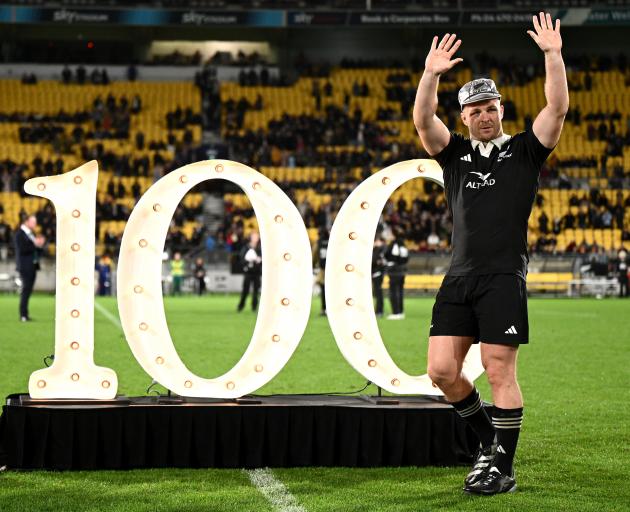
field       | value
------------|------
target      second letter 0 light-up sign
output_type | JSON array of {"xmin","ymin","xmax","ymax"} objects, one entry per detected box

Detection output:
[
  {"xmin": 325, "ymin": 159, "xmax": 484, "ymax": 395},
  {"xmin": 116, "ymin": 160, "xmax": 313, "ymax": 398}
]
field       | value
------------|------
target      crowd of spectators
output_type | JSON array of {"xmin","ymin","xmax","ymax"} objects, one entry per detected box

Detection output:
[
  {"xmin": 6, "ymin": 93, "xmax": 142, "ymax": 152},
  {"xmin": 0, "ymin": 84, "xmax": 207, "ymax": 259},
  {"xmin": 1, "ymin": 52, "xmax": 630, "ymax": 266},
  {"xmin": 61, "ymin": 65, "xmax": 112, "ymax": 86}
]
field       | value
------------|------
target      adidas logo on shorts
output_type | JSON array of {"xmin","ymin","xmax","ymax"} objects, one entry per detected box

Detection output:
[{"xmin": 504, "ymin": 325, "xmax": 518, "ymax": 334}]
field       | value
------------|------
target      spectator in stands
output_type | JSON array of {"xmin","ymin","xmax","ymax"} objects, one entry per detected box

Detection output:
[
  {"xmin": 0, "ymin": 215, "xmax": 11, "ymax": 260},
  {"xmin": 538, "ymin": 211, "xmax": 550, "ymax": 234},
  {"xmin": 21, "ymin": 73, "xmax": 37, "ymax": 85},
  {"xmin": 237, "ymin": 231, "xmax": 262, "ymax": 312},
  {"xmin": 103, "ymin": 230, "xmax": 119, "ymax": 254},
  {"xmin": 14, "ymin": 214, "xmax": 45, "ymax": 322},
  {"xmin": 62, "ymin": 65, "xmax": 72, "ymax": 84},
  {"xmin": 385, "ymin": 229, "xmax": 408, "ymax": 320},
  {"xmin": 76, "ymin": 65, "xmax": 86, "ymax": 85},
  {"xmin": 127, "ymin": 64, "xmax": 138, "ymax": 82},
  {"xmin": 131, "ymin": 94, "xmax": 142, "ymax": 114},
  {"xmin": 584, "ymin": 72, "xmax": 592, "ymax": 91}
]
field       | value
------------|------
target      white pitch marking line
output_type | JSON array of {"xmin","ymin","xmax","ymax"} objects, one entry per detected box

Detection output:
[
  {"xmin": 94, "ymin": 302, "xmax": 305, "ymax": 511},
  {"xmin": 94, "ymin": 300, "xmax": 122, "ymax": 329},
  {"xmin": 532, "ymin": 310, "xmax": 597, "ymax": 318},
  {"xmin": 245, "ymin": 468, "xmax": 307, "ymax": 512}
]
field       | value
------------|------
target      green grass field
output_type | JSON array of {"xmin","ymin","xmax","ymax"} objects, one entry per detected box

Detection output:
[{"xmin": 0, "ymin": 293, "xmax": 629, "ymax": 511}]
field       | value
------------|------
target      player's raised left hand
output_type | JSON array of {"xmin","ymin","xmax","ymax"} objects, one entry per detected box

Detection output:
[{"xmin": 527, "ymin": 12, "xmax": 562, "ymax": 53}]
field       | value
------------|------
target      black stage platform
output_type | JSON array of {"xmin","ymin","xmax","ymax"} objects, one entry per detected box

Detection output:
[{"xmin": 0, "ymin": 394, "xmax": 484, "ymax": 470}]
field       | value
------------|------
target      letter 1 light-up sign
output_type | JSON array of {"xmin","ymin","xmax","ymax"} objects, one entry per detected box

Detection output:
[
  {"xmin": 26, "ymin": 161, "xmax": 118, "ymax": 398},
  {"xmin": 23, "ymin": 159, "xmax": 483, "ymax": 399}
]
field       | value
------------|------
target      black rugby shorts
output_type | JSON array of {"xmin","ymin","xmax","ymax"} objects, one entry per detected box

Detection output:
[{"xmin": 429, "ymin": 274, "xmax": 529, "ymax": 345}]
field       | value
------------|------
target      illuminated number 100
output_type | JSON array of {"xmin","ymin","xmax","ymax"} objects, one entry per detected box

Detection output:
[{"xmin": 25, "ymin": 159, "xmax": 483, "ymax": 400}]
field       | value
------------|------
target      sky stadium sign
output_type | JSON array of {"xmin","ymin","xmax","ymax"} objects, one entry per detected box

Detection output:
[
  {"xmin": 0, "ymin": 6, "xmax": 628, "ymax": 26},
  {"xmin": 52, "ymin": 9, "xmax": 111, "ymax": 24}
]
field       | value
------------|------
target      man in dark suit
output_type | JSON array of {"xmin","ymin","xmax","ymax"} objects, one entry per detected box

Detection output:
[
  {"xmin": 14, "ymin": 215, "xmax": 45, "ymax": 322},
  {"xmin": 385, "ymin": 229, "xmax": 409, "ymax": 320},
  {"xmin": 237, "ymin": 231, "xmax": 262, "ymax": 312}
]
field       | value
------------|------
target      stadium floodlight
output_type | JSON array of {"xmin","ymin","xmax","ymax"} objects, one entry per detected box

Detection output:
[
  {"xmin": 116, "ymin": 160, "xmax": 312, "ymax": 398},
  {"xmin": 26, "ymin": 161, "xmax": 118, "ymax": 399},
  {"xmin": 325, "ymin": 159, "xmax": 484, "ymax": 395}
]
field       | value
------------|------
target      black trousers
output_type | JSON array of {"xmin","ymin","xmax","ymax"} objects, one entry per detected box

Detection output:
[
  {"xmin": 320, "ymin": 283, "xmax": 326, "ymax": 313},
  {"xmin": 389, "ymin": 274, "xmax": 405, "ymax": 315},
  {"xmin": 372, "ymin": 274, "xmax": 384, "ymax": 315},
  {"xmin": 197, "ymin": 278, "xmax": 206, "ymax": 296},
  {"xmin": 19, "ymin": 268, "xmax": 36, "ymax": 318},
  {"xmin": 238, "ymin": 273, "xmax": 260, "ymax": 311},
  {"xmin": 620, "ymin": 276, "xmax": 629, "ymax": 297}
]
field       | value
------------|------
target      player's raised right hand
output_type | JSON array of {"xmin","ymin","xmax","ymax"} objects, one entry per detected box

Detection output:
[{"xmin": 424, "ymin": 33, "xmax": 463, "ymax": 76}]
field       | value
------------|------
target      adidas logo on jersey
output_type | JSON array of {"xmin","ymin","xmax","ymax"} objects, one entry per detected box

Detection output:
[
  {"xmin": 505, "ymin": 325, "xmax": 518, "ymax": 334},
  {"xmin": 460, "ymin": 154, "xmax": 472, "ymax": 162}
]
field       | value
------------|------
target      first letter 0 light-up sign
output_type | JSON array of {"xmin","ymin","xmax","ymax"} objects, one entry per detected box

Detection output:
[
  {"xmin": 325, "ymin": 159, "xmax": 484, "ymax": 395},
  {"xmin": 116, "ymin": 160, "xmax": 312, "ymax": 398},
  {"xmin": 27, "ymin": 161, "xmax": 118, "ymax": 399}
]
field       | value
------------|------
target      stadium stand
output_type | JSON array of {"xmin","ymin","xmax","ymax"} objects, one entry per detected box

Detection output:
[
  {"xmin": 0, "ymin": 49, "xmax": 628, "ymax": 294},
  {"xmin": 0, "ymin": 78, "xmax": 205, "ymax": 256},
  {"xmin": 220, "ymin": 58, "xmax": 630, "ymax": 252}
]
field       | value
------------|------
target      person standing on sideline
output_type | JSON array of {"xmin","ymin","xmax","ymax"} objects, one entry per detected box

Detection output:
[
  {"xmin": 616, "ymin": 249, "xmax": 628, "ymax": 297},
  {"xmin": 170, "ymin": 251, "xmax": 184, "ymax": 296},
  {"xmin": 237, "ymin": 231, "xmax": 262, "ymax": 312},
  {"xmin": 414, "ymin": 12, "xmax": 568, "ymax": 495},
  {"xmin": 96, "ymin": 253, "xmax": 113, "ymax": 296},
  {"xmin": 193, "ymin": 257, "xmax": 206, "ymax": 296},
  {"xmin": 313, "ymin": 227, "xmax": 329, "ymax": 316},
  {"xmin": 14, "ymin": 214, "xmax": 45, "ymax": 321},
  {"xmin": 372, "ymin": 236, "xmax": 387, "ymax": 317},
  {"xmin": 385, "ymin": 229, "xmax": 409, "ymax": 320}
]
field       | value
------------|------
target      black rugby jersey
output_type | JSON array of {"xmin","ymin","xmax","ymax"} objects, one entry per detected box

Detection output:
[{"xmin": 433, "ymin": 130, "xmax": 553, "ymax": 280}]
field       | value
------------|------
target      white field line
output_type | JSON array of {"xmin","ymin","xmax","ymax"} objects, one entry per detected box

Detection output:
[
  {"xmin": 245, "ymin": 468, "xmax": 307, "ymax": 512},
  {"xmin": 531, "ymin": 309, "xmax": 597, "ymax": 318},
  {"xmin": 94, "ymin": 300, "xmax": 122, "ymax": 329},
  {"xmin": 94, "ymin": 301, "xmax": 305, "ymax": 511}
]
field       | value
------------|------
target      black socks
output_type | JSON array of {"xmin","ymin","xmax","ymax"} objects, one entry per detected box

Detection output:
[
  {"xmin": 451, "ymin": 387, "xmax": 496, "ymax": 449},
  {"xmin": 492, "ymin": 406, "xmax": 523, "ymax": 475}
]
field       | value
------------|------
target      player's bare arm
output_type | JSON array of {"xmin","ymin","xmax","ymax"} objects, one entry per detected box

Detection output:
[
  {"xmin": 414, "ymin": 33, "xmax": 463, "ymax": 156},
  {"xmin": 529, "ymin": 11, "xmax": 569, "ymax": 149}
]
